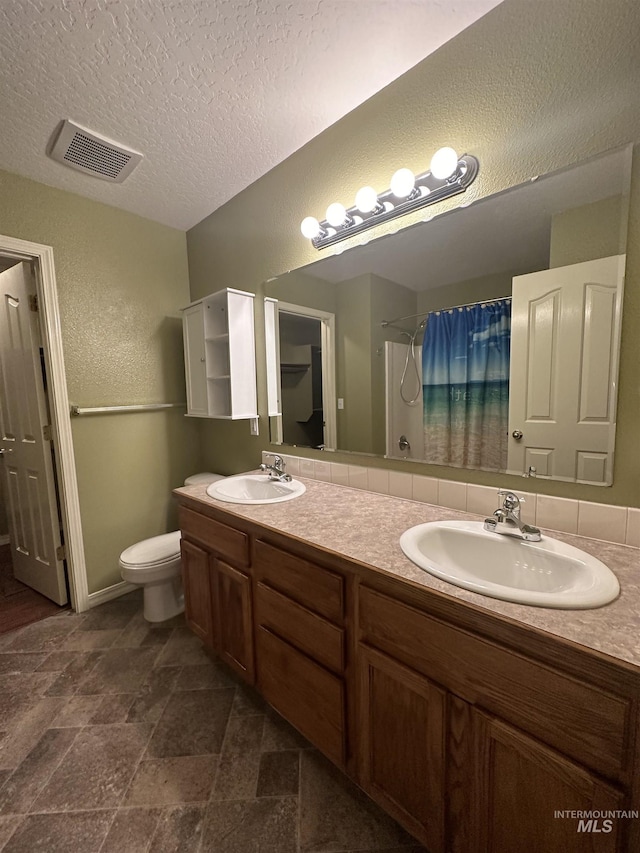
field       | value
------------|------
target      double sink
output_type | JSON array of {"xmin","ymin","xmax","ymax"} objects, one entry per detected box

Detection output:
[{"xmin": 205, "ymin": 473, "xmax": 619, "ymax": 611}]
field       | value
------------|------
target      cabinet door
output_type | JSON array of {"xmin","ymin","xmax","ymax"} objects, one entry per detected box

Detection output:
[
  {"xmin": 214, "ymin": 559, "xmax": 254, "ymax": 684},
  {"xmin": 471, "ymin": 710, "xmax": 625, "ymax": 853},
  {"xmin": 182, "ymin": 303, "xmax": 208, "ymax": 416},
  {"xmin": 358, "ymin": 645, "xmax": 446, "ymax": 853},
  {"xmin": 181, "ymin": 539, "xmax": 214, "ymax": 649}
]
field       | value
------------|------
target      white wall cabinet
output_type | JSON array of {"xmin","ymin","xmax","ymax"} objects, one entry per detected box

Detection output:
[{"xmin": 182, "ymin": 288, "xmax": 257, "ymax": 419}]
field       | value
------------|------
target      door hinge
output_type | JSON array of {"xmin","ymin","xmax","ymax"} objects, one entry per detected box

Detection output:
[
  {"xmin": 43, "ymin": 424, "xmax": 52, "ymax": 442},
  {"xmin": 56, "ymin": 544, "xmax": 66, "ymax": 561},
  {"xmin": 29, "ymin": 294, "xmax": 39, "ymax": 312}
]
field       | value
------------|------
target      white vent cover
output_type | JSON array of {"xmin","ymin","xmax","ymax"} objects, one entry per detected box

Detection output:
[{"xmin": 49, "ymin": 119, "xmax": 143, "ymax": 183}]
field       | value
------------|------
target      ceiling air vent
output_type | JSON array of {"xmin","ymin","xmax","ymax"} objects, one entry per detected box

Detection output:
[{"xmin": 49, "ymin": 119, "xmax": 143, "ymax": 183}]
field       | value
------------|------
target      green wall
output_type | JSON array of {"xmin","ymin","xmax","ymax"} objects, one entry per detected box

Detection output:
[
  {"xmin": 0, "ymin": 169, "xmax": 201, "ymax": 594},
  {"xmin": 187, "ymin": 0, "xmax": 640, "ymax": 508},
  {"xmin": 550, "ymin": 196, "xmax": 626, "ymax": 268}
]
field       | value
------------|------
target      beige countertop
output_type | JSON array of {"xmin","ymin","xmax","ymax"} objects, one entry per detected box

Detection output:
[{"xmin": 174, "ymin": 477, "xmax": 640, "ymax": 669}]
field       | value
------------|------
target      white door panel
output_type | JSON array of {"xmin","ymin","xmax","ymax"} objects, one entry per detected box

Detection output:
[
  {"xmin": 508, "ymin": 255, "xmax": 624, "ymax": 484},
  {"xmin": 0, "ymin": 262, "xmax": 67, "ymax": 604}
]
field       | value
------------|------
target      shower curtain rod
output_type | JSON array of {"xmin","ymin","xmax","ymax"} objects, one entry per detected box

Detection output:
[{"xmin": 381, "ymin": 295, "xmax": 511, "ymax": 329}]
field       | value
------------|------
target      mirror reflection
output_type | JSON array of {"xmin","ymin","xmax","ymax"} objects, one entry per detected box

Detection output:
[{"xmin": 265, "ymin": 146, "xmax": 631, "ymax": 485}]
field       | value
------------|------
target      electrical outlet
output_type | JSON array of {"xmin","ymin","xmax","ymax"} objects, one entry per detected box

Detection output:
[
  {"xmin": 338, "ymin": 398, "xmax": 344, "ymax": 410},
  {"xmin": 250, "ymin": 417, "xmax": 259, "ymax": 436}
]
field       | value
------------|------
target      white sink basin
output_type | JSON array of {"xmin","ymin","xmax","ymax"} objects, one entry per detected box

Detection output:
[
  {"xmin": 206, "ymin": 473, "xmax": 306, "ymax": 505},
  {"xmin": 399, "ymin": 520, "xmax": 619, "ymax": 609}
]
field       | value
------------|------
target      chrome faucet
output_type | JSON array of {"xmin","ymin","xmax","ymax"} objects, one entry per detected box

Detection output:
[
  {"xmin": 484, "ymin": 490, "xmax": 542, "ymax": 541},
  {"xmin": 259, "ymin": 454, "xmax": 292, "ymax": 483}
]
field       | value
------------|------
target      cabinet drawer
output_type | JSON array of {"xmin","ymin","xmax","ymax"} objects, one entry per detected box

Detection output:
[
  {"xmin": 359, "ymin": 586, "xmax": 630, "ymax": 779},
  {"xmin": 179, "ymin": 506, "xmax": 249, "ymax": 568},
  {"xmin": 257, "ymin": 626, "xmax": 345, "ymax": 767},
  {"xmin": 254, "ymin": 540, "xmax": 344, "ymax": 624},
  {"xmin": 256, "ymin": 582, "xmax": 345, "ymax": 673}
]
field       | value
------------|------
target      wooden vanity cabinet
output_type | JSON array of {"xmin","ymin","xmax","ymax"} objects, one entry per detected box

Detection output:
[
  {"xmin": 252, "ymin": 539, "xmax": 348, "ymax": 768},
  {"xmin": 357, "ymin": 644, "xmax": 446, "ymax": 853},
  {"xmin": 177, "ymin": 499, "xmax": 640, "ymax": 853},
  {"xmin": 179, "ymin": 506, "xmax": 254, "ymax": 683},
  {"xmin": 180, "ymin": 538, "xmax": 215, "ymax": 648},
  {"xmin": 357, "ymin": 583, "xmax": 633, "ymax": 853},
  {"xmin": 469, "ymin": 711, "xmax": 624, "ymax": 853}
]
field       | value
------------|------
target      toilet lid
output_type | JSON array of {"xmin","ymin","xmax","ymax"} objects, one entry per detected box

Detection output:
[{"xmin": 119, "ymin": 530, "xmax": 182, "ymax": 568}]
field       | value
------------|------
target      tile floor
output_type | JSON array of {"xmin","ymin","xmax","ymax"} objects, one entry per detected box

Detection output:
[{"xmin": 0, "ymin": 590, "xmax": 425, "ymax": 852}]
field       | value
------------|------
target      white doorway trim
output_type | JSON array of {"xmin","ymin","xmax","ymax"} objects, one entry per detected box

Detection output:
[
  {"xmin": 0, "ymin": 234, "xmax": 89, "ymax": 612},
  {"xmin": 277, "ymin": 301, "xmax": 337, "ymax": 450}
]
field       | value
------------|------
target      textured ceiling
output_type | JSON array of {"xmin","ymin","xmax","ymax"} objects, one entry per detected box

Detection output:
[{"xmin": 0, "ymin": 0, "xmax": 503, "ymax": 230}]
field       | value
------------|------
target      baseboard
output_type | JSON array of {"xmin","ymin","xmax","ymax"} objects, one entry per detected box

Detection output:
[
  {"xmin": 0, "ymin": 535, "xmax": 9, "ymax": 546},
  {"xmin": 86, "ymin": 580, "xmax": 138, "ymax": 609}
]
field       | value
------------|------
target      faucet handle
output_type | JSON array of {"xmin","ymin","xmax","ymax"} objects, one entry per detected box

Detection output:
[
  {"xmin": 497, "ymin": 490, "xmax": 524, "ymax": 512},
  {"xmin": 497, "ymin": 489, "xmax": 525, "ymax": 502}
]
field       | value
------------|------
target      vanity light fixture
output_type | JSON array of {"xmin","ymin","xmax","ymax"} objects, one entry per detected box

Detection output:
[{"xmin": 300, "ymin": 147, "xmax": 479, "ymax": 250}]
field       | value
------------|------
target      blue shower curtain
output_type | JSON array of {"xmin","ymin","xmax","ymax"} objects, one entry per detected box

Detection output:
[{"xmin": 422, "ymin": 300, "xmax": 511, "ymax": 471}]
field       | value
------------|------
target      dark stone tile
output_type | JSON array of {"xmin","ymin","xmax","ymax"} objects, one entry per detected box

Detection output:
[
  {"xmin": 110, "ymin": 612, "xmax": 154, "ymax": 649},
  {"xmin": 126, "ymin": 666, "xmax": 181, "ymax": 723},
  {"xmin": 31, "ymin": 723, "xmax": 152, "ymax": 812},
  {"xmin": 0, "ymin": 728, "xmax": 79, "ymax": 815},
  {"xmin": 2, "ymin": 810, "xmax": 114, "ymax": 853},
  {"xmin": 0, "ymin": 694, "xmax": 34, "ymax": 730},
  {"xmin": 0, "ymin": 697, "xmax": 67, "ymax": 772},
  {"xmin": 262, "ymin": 710, "xmax": 311, "ymax": 751},
  {"xmin": 51, "ymin": 696, "xmax": 104, "ymax": 727},
  {"xmin": 61, "ymin": 629, "xmax": 123, "ymax": 650},
  {"xmin": 299, "ymin": 750, "xmax": 415, "ymax": 852},
  {"xmin": 356, "ymin": 848, "xmax": 428, "ymax": 852},
  {"xmin": 44, "ymin": 652, "xmax": 102, "ymax": 696},
  {"xmin": 4, "ymin": 617, "xmax": 78, "ymax": 652},
  {"xmin": 212, "ymin": 716, "xmax": 265, "ymax": 801},
  {"xmin": 230, "ymin": 683, "xmax": 267, "ymax": 717},
  {"xmin": 140, "ymin": 628, "xmax": 174, "ymax": 647},
  {"xmin": 0, "ymin": 673, "xmax": 55, "ymax": 696},
  {"xmin": 0, "ymin": 653, "xmax": 48, "ymax": 674},
  {"xmin": 148, "ymin": 804, "xmax": 204, "ymax": 853},
  {"xmin": 0, "ymin": 816, "xmax": 21, "ymax": 849},
  {"xmin": 222, "ymin": 714, "xmax": 265, "ymax": 754},
  {"xmin": 154, "ymin": 628, "xmax": 210, "ymax": 667},
  {"xmin": 77, "ymin": 647, "xmax": 160, "ymax": 695},
  {"xmin": 146, "ymin": 688, "xmax": 234, "ymax": 758},
  {"xmin": 0, "ymin": 769, "xmax": 11, "ymax": 790},
  {"xmin": 256, "ymin": 751, "xmax": 300, "ymax": 798},
  {"xmin": 174, "ymin": 663, "xmax": 234, "ymax": 691},
  {"xmin": 202, "ymin": 797, "xmax": 298, "ymax": 853},
  {"xmin": 35, "ymin": 651, "xmax": 79, "ymax": 672},
  {"xmin": 124, "ymin": 755, "xmax": 218, "ymax": 806},
  {"xmin": 76, "ymin": 600, "xmax": 140, "ymax": 632},
  {"xmin": 88, "ymin": 693, "xmax": 134, "ymax": 724},
  {"xmin": 99, "ymin": 807, "xmax": 161, "ymax": 853}
]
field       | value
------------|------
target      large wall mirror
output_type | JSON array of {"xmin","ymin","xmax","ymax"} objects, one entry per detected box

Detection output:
[{"xmin": 264, "ymin": 146, "xmax": 632, "ymax": 485}]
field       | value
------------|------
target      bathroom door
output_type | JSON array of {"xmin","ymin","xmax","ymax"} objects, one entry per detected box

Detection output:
[
  {"xmin": 0, "ymin": 262, "xmax": 67, "ymax": 604},
  {"xmin": 507, "ymin": 255, "xmax": 625, "ymax": 484}
]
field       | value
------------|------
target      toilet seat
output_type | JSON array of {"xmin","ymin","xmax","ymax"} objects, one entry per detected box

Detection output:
[{"xmin": 119, "ymin": 530, "xmax": 182, "ymax": 569}]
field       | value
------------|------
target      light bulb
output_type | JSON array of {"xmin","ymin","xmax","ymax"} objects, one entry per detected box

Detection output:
[
  {"xmin": 355, "ymin": 186, "xmax": 379, "ymax": 213},
  {"xmin": 390, "ymin": 168, "xmax": 415, "ymax": 198},
  {"xmin": 430, "ymin": 147, "xmax": 459, "ymax": 180},
  {"xmin": 326, "ymin": 202, "xmax": 348, "ymax": 227},
  {"xmin": 300, "ymin": 216, "xmax": 321, "ymax": 239}
]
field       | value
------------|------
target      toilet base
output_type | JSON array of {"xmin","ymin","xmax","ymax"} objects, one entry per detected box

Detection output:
[{"xmin": 142, "ymin": 576, "xmax": 185, "ymax": 623}]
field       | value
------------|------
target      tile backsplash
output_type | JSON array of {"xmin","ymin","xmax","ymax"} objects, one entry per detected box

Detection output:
[{"xmin": 264, "ymin": 452, "xmax": 639, "ymax": 549}]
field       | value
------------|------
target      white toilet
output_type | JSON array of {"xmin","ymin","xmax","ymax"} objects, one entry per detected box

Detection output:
[{"xmin": 119, "ymin": 472, "xmax": 224, "ymax": 622}]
